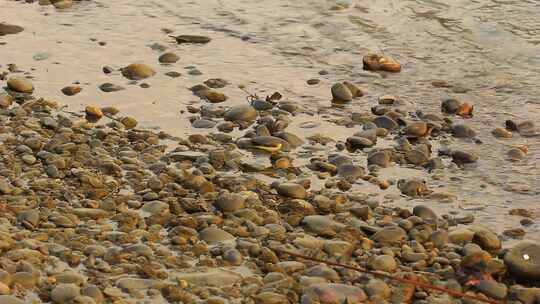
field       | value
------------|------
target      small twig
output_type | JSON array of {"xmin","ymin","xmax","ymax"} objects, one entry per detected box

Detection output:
[{"xmin": 273, "ymin": 248, "xmax": 503, "ymax": 304}]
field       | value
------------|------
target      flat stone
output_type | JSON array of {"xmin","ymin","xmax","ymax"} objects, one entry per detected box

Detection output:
[
  {"xmin": 173, "ymin": 269, "xmax": 242, "ymax": 287},
  {"xmin": 302, "ymin": 283, "xmax": 367, "ymax": 304},
  {"xmin": 0, "ymin": 23, "xmax": 24, "ymax": 36},
  {"xmin": 504, "ymin": 241, "xmax": 540, "ymax": 281},
  {"xmin": 116, "ymin": 278, "xmax": 164, "ymax": 290},
  {"xmin": 199, "ymin": 227, "xmax": 235, "ymax": 244}
]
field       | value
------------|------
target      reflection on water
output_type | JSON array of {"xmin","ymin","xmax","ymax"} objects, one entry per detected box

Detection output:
[{"xmin": 1, "ymin": 0, "xmax": 539, "ymax": 241}]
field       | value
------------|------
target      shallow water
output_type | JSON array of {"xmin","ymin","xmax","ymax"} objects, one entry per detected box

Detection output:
[{"xmin": 1, "ymin": 0, "xmax": 539, "ymax": 242}]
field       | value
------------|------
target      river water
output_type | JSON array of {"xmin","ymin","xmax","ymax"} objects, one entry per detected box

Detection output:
[{"xmin": 1, "ymin": 0, "xmax": 539, "ymax": 242}]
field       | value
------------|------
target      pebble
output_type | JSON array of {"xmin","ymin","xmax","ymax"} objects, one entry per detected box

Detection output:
[
  {"xmin": 192, "ymin": 119, "xmax": 217, "ymax": 129},
  {"xmin": 331, "ymin": 83, "xmax": 353, "ymax": 103},
  {"xmin": 99, "ymin": 83, "xmax": 125, "ymax": 92},
  {"xmin": 171, "ymin": 35, "xmax": 212, "ymax": 44},
  {"xmin": 85, "ymin": 106, "xmax": 103, "ymax": 121},
  {"xmin": 492, "ymin": 128, "xmax": 512, "ymax": 138},
  {"xmin": 199, "ymin": 227, "xmax": 235, "ymax": 244},
  {"xmin": 0, "ymin": 23, "xmax": 24, "ymax": 36},
  {"xmin": 7, "ymin": 77, "xmax": 34, "ymax": 93},
  {"xmin": 302, "ymin": 283, "xmax": 367, "ymax": 304},
  {"xmin": 477, "ymin": 280, "xmax": 508, "ymax": 300},
  {"xmin": 51, "ymin": 284, "xmax": 80, "ymax": 303},
  {"xmin": 371, "ymin": 227, "xmax": 407, "ymax": 245},
  {"xmin": 51, "ymin": 0, "xmax": 73, "ymax": 9},
  {"xmin": 275, "ymin": 183, "xmax": 307, "ymax": 199},
  {"xmin": 224, "ymin": 105, "xmax": 257, "ymax": 122},
  {"xmin": 61, "ymin": 85, "xmax": 82, "ymax": 96},
  {"xmin": 373, "ymin": 115, "xmax": 398, "ymax": 130},
  {"xmin": 216, "ymin": 193, "xmax": 246, "ymax": 212},
  {"xmin": 121, "ymin": 63, "xmax": 156, "ymax": 80},
  {"xmin": 504, "ymin": 241, "xmax": 540, "ymax": 281},
  {"xmin": 367, "ymin": 151, "xmax": 391, "ymax": 168},
  {"xmin": 158, "ymin": 52, "xmax": 180, "ymax": 63},
  {"xmin": 369, "ymin": 255, "xmax": 398, "ymax": 272},
  {"xmin": 451, "ymin": 124, "xmax": 476, "ymax": 138}
]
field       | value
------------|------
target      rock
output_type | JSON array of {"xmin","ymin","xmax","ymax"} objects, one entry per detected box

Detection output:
[
  {"xmin": 51, "ymin": 284, "xmax": 80, "ymax": 303},
  {"xmin": 492, "ymin": 128, "xmax": 512, "ymax": 138},
  {"xmin": 449, "ymin": 228, "xmax": 475, "ymax": 244},
  {"xmin": 120, "ymin": 116, "xmax": 138, "ymax": 129},
  {"xmin": 51, "ymin": 0, "xmax": 73, "ymax": 9},
  {"xmin": 252, "ymin": 136, "xmax": 291, "ymax": 152},
  {"xmin": 477, "ymin": 280, "xmax": 508, "ymax": 300},
  {"xmin": 346, "ymin": 136, "xmax": 374, "ymax": 152},
  {"xmin": 85, "ymin": 106, "xmax": 103, "ymax": 121},
  {"xmin": 373, "ymin": 115, "xmax": 398, "ymax": 130},
  {"xmin": 508, "ymin": 148, "xmax": 526, "ymax": 161},
  {"xmin": 7, "ymin": 77, "xmax": 34, "ymax": 93},
  {"xmin": 174, "ymin": 269, "xmax": 242, "ymax": 287},
  {"xmin": 397, "ymin": 179, "xmax": 429, "ymax": 197},
  {"xmin": 61, "ymin": 86, "xmax": 82, "ymax": 96},
  {"xmin": 304, "ymin": 265, "xmax": 340, "ymax": 281},
  {"xmin": 0, "ymin": 23, "xmax": 24, "ymax": 36},
  {"xmin": 516, "ymin": 121, "xmax": 537, "ymax": 136},
  {"xmin": 192, "ymin": 119, "xmax": 216, "ymax": 129},
  {"xmin": 363, "ymin": 54, "xmax": 401, "ymax": 72},
  {"xmin": 224, "ymin": 105, "xmax": 257, "ymax": 122},
  {"xmin": 216, "ymin": 193, "xmax": 246, "ymax": 212},
  {"xmin": 102, "ymin": 66, "xmax": 114, "ymax": 74},
  {"xmin": 441, "ymin": 99, "xmax": 461, "ymax": 114},
  {"xmin": 121, "ymin": 63, "xmax": 156, "ymax": 80},
  {"xmin": 199, "ymin": 227, "xmax": 235, "ymax": 244},
  {"xmin": 472, "ymin": 228, "xmax": 501, "ymax": 252},
  {"xmin": 171, "ymin": 35, "xmax": 212, "ymax": 44},
  {"xmin": 413, "ymin": 205, "xmax": 437, "ymax": 223},
  {"xmin": 158, "ymin": 52, "xmax": 179, "ymax": 63},
  {"xmin": 371, "ymin": 227, "xmax": 407, "ymax": 245},
  {"xmin": 165, "ymin": 71, "xmax": 181, "ymax": 78},
  {"xmin": 41, "ymin": 116, "xmax": 58, "ymax": 129},
  {"xmin": 367, "ymin": 151, "xmax": 391, "ymax": 168},
  {"xmin": 504, "ymin": 241, "xmax": 540, "ymax": 281},
  {"xmin": 275, "ymin": 183, "xmax": 307, "ymax": 199},
  {"xmin": 251, "ymin": 99, "xmax": 275, "ymax": 111},
  {"xmin": 223, "ymin": 249, "xmax": 243, "ymax": 266},
  {"xmin": 275, "ymin": 132, "xmax": 304, "ymax": 148},
  {"xmin": 451, "ymin": 150, "xmax": 478, "ymax": 164},
  {"xmin": 337, "ymin": 164, "xmax": 365, "ymax": 180},
  {"xmin": 302, "ymin": 215, "xmax": 344, "ymax": 237},
  {"xmin": 451, "ymin": 124, "xmax": 476, "ymax": 138},
  {"xmin": 116, "ymin": 278, "xmax": 164, "ymax": 290},
  {"xmin": 54, "ymin": 272, "xmax": 86, "ymax": 286},
  {"xmin": 202, "ymin": 90, "xmax": 228, "ymax": 103},
  {"xmin": 323, "ymin": 240, "xmax": 353, "ymax": 257},
  {"xmin": 331, "ymin": 83, "xmax": 353, "ymax": 103},
  {"xmin": 508, "ymin": 286, "xmax": 540, "ymax": 304},
  {"xmin": 369, "ymin": 255, "xmax": 398, "ymax": 272},
  {"xmin": 307, "ymin": 78, "xmax": 320, "ymax": 85},
  {"xmin": 406, "ymin": 149, "xmax": 429, "ymax": 166},
  {"xmin": 101, "ymin": 107, "xmax": 119, "ymax": 116},
  {"xmin": 0, "ymin": 94, "xmax": 13, "ymax": 108},
  {"xmin": 302, "ymin": 283, "xmax": 367, "ymax": 304},
  {"xmin": 254, "ymin": 292, "xmax": 289, "ymax": 304},
  {"xmin": 17, "ymin": 210, "xmax": 40, "ymax": 228},
  {"xmin": 99, "ymin": 83, "xmax": 125, "ymax": 92},
  {"xmin": 141, "ymin": 201, "xmax": 169, "ymax": 215},
  {"xmin": 403, "ymin": 122, "xmax": 432, "ymax": 138},
  {"xmin": 343, "ymin": 81, "xmax": 363, "ymax": 98},
  {"xmin": 204, "ymin": 78, "xmax": 229, "ymax": 88}
]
